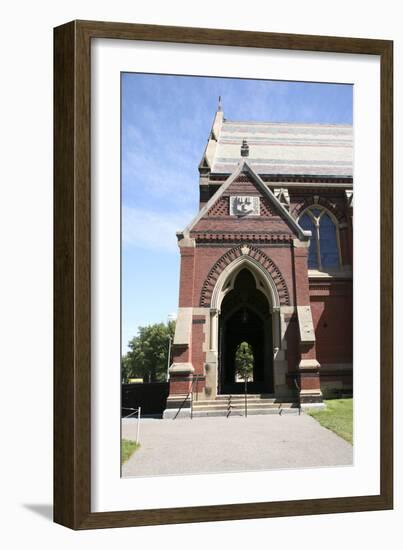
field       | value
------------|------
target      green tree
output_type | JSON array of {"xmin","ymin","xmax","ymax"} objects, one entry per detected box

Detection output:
[
  {"xmin": 235, "ymin": 341, "xmax": 254, "ymax": 416},
  {"xmin": 121, "ymin": 354, "xmax": 133, "ymax": 384},
  {"xmin": 122, "ymin": 321, "xmax": 175, "ymax": 383},
  {"xmin": 235, "ymin": 341, "xmax": 254, "ymax": 382}
]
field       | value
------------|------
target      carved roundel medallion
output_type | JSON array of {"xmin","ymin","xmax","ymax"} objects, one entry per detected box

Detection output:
[{"xmin": 230, "ymin": 196, "xmax": 260, "ymax": 217}]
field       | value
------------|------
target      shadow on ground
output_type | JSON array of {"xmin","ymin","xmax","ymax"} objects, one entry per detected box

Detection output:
[{"xmin": 23, "ymin": 504, "xmax": 53, "ymax": 522}]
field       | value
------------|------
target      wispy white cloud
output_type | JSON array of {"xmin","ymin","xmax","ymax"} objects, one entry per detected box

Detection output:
[
  {"xmin": 123, "ymin": 147, "xmax": 197, "ymax": 202},
  {"xmin": 122, "ymin": 206, "xmax": 195, "ymax": 252}
]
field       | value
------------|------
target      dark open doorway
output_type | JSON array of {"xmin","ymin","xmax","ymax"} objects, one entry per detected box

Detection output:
[{"xmin": 218, "ymin": 268, "xmax": 273, "ymax": 394}]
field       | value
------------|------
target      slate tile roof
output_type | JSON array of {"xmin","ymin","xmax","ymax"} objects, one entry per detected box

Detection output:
[{"xmin": 211, "ymin": 120, "xmax": 353, "ymax": 177}]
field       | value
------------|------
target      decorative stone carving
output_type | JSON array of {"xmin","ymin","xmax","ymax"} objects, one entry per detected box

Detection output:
[
  {"xmin": 273, "ymin": 188, "xmax": 290, "ymax": 210},
  {"xmin": 345, "ymin": 189, "xmax": 353, "ymax": 207},
  {"xmin": 230, "ymin": 195, "xmax": 260, "ymax": 216}
]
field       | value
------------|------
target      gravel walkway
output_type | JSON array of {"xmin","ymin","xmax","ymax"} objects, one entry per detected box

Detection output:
[{"xmin": 122, "ymin": 414, "xmax": 352, "ymax": 477}]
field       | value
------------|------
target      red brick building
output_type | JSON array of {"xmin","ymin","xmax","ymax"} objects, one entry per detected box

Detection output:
[{"xmin": 164, "ymin": 102, "xmax": 353, "ymax": 417}]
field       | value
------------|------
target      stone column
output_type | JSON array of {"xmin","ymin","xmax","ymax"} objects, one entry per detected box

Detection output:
[
  {"xmin": 163, "ymin": 306, "xmax": 195, "ymax": 418},
  {"xmin": 163, "ymin": 362, "xmax": 195, "ymax": 419},
  {"xmin": 274, "ymin": 307, "xmax": 294, "ymax": 398},
  {"xmin": 164, "ymin": 234, "xmax": 197, "ymax": 418},
  {"xmin": 272, "ymin": 308, "xmax": 289, "ymax": 397},
  {"xmin": 204, "ymin": 308, "xmax": 218, "ymax": 399},
  {"xmin": 293, "ymin": 239, "xmax": 324, "ymax": 408},
  {"xmin": 209, "ymin": 308, "xmax": 219, "ymax": 351},
  {"xmin": 299, "ymin": 343, "xmax": 322, "ymax": 407}
]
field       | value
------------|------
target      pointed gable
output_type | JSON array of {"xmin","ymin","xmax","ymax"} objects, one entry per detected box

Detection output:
[{"xmin": 183, "ymin": 161, "xmax": 310, "ymax": 241}]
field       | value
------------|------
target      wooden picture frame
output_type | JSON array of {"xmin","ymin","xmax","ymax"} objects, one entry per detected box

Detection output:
[{"xmin": 54, "ymin": 20, "xmax": 393, "ymax": 530}]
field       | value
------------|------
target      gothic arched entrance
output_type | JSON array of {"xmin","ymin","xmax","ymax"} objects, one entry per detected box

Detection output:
[{"xmin": 218, "ymin": 268, "xmax": 273, "ymax": 394}]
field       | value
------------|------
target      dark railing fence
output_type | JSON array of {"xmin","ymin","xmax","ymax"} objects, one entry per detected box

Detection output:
[
  {"xmin": 173, "ymin": 375, "xmax": 202, "ymax": 420},
  {"xmin": 121, "ymin": 382, "xmax": 169, "ymax": 417},
  {"xmin": 291, "ymin": 374, "xmax": 302, "ymax": 415}
]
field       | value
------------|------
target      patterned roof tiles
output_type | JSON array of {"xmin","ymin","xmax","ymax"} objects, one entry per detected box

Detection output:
[{"xmin": 210, "ymin": 119, "xmax": 353, "ymax": 177}]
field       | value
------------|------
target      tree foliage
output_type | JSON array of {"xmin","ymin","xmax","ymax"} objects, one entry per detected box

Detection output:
[
  {"xmin": 234, "ymin": 341, "xmax": 254, "ymax": 382},
  {"xmin": 122, "ymin": 321, "xmax": 175, "ymax": 383},
  {"xmin": 121, "ymin": 354, "xmax": 133, "ymax": 384}
]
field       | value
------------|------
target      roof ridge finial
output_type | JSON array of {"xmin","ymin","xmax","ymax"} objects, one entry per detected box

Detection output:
[
  {"xmin": 218, "ymin": 95, "xmax": 222, "ymax": 112},
  {"xmin": 241, "ymin": 138, "xmax": 249, "ymax": 157}
]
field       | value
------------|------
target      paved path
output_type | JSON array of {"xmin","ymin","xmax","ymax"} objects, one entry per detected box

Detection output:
[{"xmin": 122, "ymin": 414, "xmax": 352, "ymax": 477}]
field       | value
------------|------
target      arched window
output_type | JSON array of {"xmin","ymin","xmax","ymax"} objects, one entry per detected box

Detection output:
[{"xmin": 299, "ymin": 207, "xmax": 341, "ymax": 270}]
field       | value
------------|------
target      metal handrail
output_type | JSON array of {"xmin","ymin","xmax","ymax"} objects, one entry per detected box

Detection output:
[
  {"xmin": 190, "ymin": 375, "xmax": 201, "ymax": 419},
  {"xmin": 293, "ymin": 376, "xmax": 302, "ymax": 415},
  {"xmin": 226, "ymin": 395, "xmax": 232, "ymax": 418},
  {"xmin": 173, "ymin": 374, "xmax": 201, "ymax": 420}
]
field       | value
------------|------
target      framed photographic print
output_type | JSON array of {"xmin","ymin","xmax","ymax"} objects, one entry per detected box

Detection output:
[{"xmin": 54, "ymin": 20, "xmax": 393, "ymax": 529}]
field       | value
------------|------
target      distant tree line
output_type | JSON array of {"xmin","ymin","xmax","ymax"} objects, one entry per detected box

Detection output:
[{"xmin": 122, "ymin": 321, "xmax": 175, "ymax": 383}]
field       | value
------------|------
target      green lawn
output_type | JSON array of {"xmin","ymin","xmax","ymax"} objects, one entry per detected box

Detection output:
[
  {"xmin": 307, "ymin": 398, "xmax": 353, "ymax": 444},
  {"xmin": 121, "ymin": 439, "xmax": 140, "ymax": 463}
]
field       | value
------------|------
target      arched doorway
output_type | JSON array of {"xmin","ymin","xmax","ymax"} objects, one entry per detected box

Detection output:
[{"xmin": 218, "ymin": 268, "xmax": 273, "ymax": 394}]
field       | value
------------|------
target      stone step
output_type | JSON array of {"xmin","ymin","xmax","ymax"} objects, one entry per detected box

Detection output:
[
  {"xmin": 193, "ymin": 404, "xmax": 298, "ymax": 413},
  {"xmin": 193, "ymin": 400, "xmax": 278, "ymax": 407},
  {"xmin": 191, "ymin": 407, "xmax": 300, "ymax": 418},
  {"xmin": 189, "ymin": 393, "xmax": 300, "ymax": 417},
  {"xmin": 193, "ymin": 401, "xmax": 297, "ymax": 410},
  {"xmin": 214, "ymin": 394, "xmax": 276, "ymax": 400},
  {"xmin": 193, "ymin": 398, "xmax": 296, "ymax": 406}
]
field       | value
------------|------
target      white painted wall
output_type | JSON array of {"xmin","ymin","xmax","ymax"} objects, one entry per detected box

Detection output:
[{"xmin": 0, "ymin": 0, "xmax": 400, "ymax": 548}]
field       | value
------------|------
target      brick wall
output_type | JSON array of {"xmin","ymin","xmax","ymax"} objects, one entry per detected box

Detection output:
[{"xmin": 310, "ymin": 280, "xmax": 353, "ymax": 364}]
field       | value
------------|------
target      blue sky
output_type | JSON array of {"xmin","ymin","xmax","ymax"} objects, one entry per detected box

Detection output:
[{"xmin": 121, "ymin": 73, "xmax": 353, "ymax": 351}]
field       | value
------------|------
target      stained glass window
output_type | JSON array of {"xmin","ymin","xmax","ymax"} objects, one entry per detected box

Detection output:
[
  {"xmin": 320, "ymin": 214, "xmax": 339, "ymax": 268},
  {"xmin": 299, "ymin": 213, "xmax": 318, "ymax": 268},
  {"xmin": 299, "ymin": 208, "xmax": 340, "ymax": 270}
]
